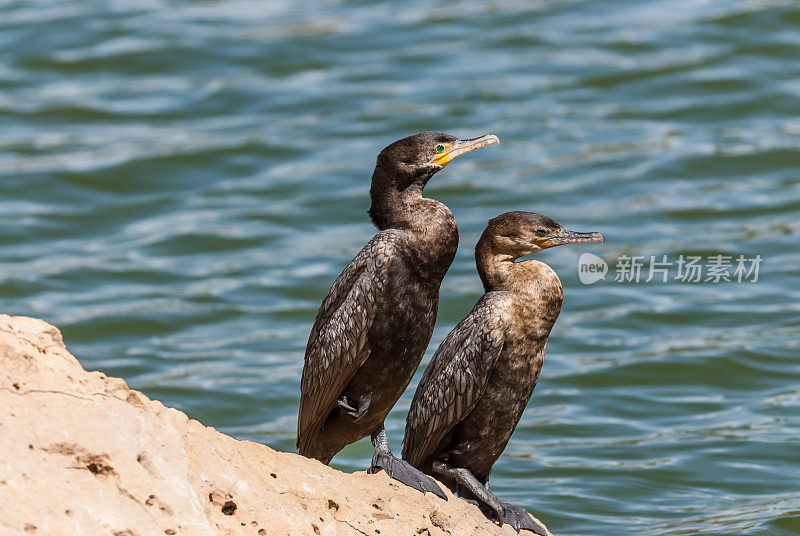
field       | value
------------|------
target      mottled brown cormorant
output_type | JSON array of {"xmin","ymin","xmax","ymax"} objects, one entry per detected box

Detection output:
[
  {"xmin": 297, "ymin": 132, "xmax": 499, "ymax": 497},
  {"xmin": 402, "ymin": 211, "xmax": 603, "ymax": 533}
]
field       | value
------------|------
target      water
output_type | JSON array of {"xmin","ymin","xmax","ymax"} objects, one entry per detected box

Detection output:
[{"xmin": 2, "ymin": 1, "xmax": 799, "ymax": 534}]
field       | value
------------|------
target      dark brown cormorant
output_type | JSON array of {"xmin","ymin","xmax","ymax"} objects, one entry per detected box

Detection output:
[
  {"xmin": 297, "ymin": 132, "xmax": 499, "ymax": 498},
  {"xmin": 402, "ymin": 211, "xmax": 603, "ymax": 533}
]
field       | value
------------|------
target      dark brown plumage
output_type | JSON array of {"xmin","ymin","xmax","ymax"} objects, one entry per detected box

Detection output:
[
  {"xmin": 402, "ymin": 211, "xmax": 603, "ymax": 533},
  {"xmin": 297, "ymin": 132, "xmax": 498, "ymax": 496}
]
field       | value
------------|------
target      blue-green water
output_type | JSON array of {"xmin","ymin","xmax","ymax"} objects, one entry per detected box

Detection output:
[{"xmin": 2, "ymin": 1, "xmax": 799, "ymax": 534}]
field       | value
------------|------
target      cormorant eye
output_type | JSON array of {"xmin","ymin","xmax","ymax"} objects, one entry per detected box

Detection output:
[
  {"xmin": 537, "ymin": 229, "xmax": 548, "ymax": 237},
  {"xmin": 435, "ymin": 144, "xmax": 445, "ymax": 153}
]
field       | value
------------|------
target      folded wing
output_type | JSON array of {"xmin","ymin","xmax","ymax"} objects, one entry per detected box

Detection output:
[
  {"xmin": 403, "ymin": 294, "xmax": 505, "ymax": 467},
  {"xmin": 297, "ymin": 231, "xmax": 400, "ymax": 453}
]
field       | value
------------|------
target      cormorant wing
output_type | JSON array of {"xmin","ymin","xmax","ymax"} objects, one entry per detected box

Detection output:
[
  {"xmin": 402, "ymin": 294, "xmax": 506, "ymax": 467},
  {"xmin": 297, "ymin": 230, "xmax": 401, "ymax": 452}
]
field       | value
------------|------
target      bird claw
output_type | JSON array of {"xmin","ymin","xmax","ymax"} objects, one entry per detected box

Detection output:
[
  {"xmin": 430, "ymin": 461, "xmax": 546, "ymax": 534},
  {"xmin": 336, "ymin": 395, "xmax": 359, "ymax": 418},
  {"xmin": 499, "ymin": 503, "xmax": 548, "ymax": 535},
  {"xmin": 478, "ymin": 501, "xmax": 547, "ymax": 535},
  {"xmin": 369, "ymin": 451, "xmax": 448, "ymax": 500}
]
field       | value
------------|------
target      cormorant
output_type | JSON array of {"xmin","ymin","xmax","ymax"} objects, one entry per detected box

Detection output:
[
  {"xmin": 297, "ymin": 132, "xmax": 499, "ymax": 498},
  {"xmin": 402, "ymin": 211, "xmax": 603, "ymax": 533}
]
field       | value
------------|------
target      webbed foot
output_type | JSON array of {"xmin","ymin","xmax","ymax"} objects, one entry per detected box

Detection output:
[
  {"xmin": 368, "ymin": 424, "xmax": 447, "ymax": 500},
  {"xmin": 369, "ymin": 450, "xmax": 447, "ymax": 500},
  {"xmin": 499, "ymin": 503, "xmax": 548, "ymax": 535},
  {"xmin": 336, "ymin": 395, "xmax": 359, "ymax": 418},
  {"xmin": 431, "ymin": 460, "xmax": 548, "ymax": 535}
]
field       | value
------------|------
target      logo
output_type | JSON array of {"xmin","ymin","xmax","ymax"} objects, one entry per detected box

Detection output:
[{"xmin": 578, "ymin": 252, "xmax": 608, "ymax": 285}]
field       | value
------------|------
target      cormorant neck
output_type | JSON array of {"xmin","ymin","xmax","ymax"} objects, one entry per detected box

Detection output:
[
  {"xmin": 476, "ymin": 239, "xmax": 557, "ymax": 294},
  {"xmin": 368, "ymin": 167, "xmax": 434, "ymax": 230},
  {"xmin": 475, "ymin": 238, "xmax": 517, "ymax": 292}
]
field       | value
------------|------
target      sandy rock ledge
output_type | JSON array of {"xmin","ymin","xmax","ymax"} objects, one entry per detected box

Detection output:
[{"xmin": 0, "ymin": 315, "xmax": 550, "ymax": 536}]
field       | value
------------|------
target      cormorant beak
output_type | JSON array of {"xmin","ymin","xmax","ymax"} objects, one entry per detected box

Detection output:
[
  {"xmin": 432, "ymin": 134, "xmax": 499, "ymax": 167},
  {"xmin": 541, "ymin": 229, "xmax": 605, "ymax": 249}
]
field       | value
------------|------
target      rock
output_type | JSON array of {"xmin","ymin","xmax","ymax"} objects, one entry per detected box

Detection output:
[{"xmin": 0, "ymin": 314, "xmax": 552, "ymax": 536}]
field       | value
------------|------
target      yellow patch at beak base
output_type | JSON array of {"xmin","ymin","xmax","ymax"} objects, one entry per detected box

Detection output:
[{"xmin": 432, "ymin": 134, "xmax": 499, "ymax": 167}]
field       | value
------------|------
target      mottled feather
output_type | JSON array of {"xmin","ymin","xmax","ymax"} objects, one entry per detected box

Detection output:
[
  {"xmin": 402, "ymin": 293, "xmax": 507, "ymax": 467},
  {"xmin": 297, "ymin": 230, "xmax": 401, "ymax": 453}
]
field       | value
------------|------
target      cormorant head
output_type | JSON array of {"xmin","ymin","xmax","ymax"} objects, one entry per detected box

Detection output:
[
  {"xmin": 480, "ymin": 211, "xmax": 604, "ymax": 259},
  {"xmin": 373, "ymin": 131, "xmax": 499, "ymax": 190}
]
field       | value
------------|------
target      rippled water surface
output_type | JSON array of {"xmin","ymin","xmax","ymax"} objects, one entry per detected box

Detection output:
[{"xmin": 2, "ymin": 1, "xmax": 799, "ymax": 534}]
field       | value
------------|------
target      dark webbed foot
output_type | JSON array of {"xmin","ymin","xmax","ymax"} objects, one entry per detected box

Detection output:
[
  {"xmin": 500, "ymin": 503, "xmax": 548, "ymax": 534},
  {"xmin": 368, "ymin": 424, "xmax": 447, "ymax": 500},
  {"xmin": 431, "ymin": 461, "xmax": 548, "ymax": 535},
  {"xmin": 336, "ymin": 395, "xmax": 359, "ymax": 417},
  {"xmin": 369, "ymin": 450, "xmax": 447, "ymax": 500}
]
